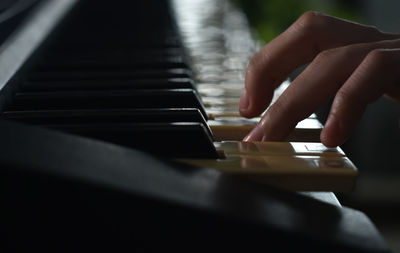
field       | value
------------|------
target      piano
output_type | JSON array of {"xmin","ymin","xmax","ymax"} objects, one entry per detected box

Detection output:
[{"xmin": 0, "ymin": 0, "xmax": 390, "ymax": 251}]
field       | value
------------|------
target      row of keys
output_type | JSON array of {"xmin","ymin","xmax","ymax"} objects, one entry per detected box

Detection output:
[
  {"xmin": 180, "ymin": 141, "xmax": 357, "ymax": 192},
  {"xmin": 0, "ymin": 0, "xmax": 358, "ymax": 192},
  {"xmin": 173, "ymin": 0, "xmax": 322, "ymax": 142},
  {"xmin": 1, "ymin": 1, "xmax": 220, "ymax": 159},
  {"xmin": 173, "ymin": 0, "xmax": 357, "ymax": 191}
]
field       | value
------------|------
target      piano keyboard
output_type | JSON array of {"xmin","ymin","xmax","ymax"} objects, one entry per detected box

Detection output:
[
  {"xmin": 174, "ymin": 0, "xmax": 357, "ymax": 191},
  {"xmin": 0, "ymin": 0, "xmax": 357, "ymax": 191},
  {"xmin": 173, "ymin": 0, "xmax": 324, "ymax": 142},
  {"xmin": 0, "ymin": 1, "xmax": 389, "ymax": 252}
]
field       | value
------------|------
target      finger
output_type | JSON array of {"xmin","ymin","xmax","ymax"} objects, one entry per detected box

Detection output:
[
  {"xmin": 245, "ymin": 45, "xmax": 366, "ymax": 142},
  {"xmin": 245, "ymin": 39, "xmax": 400, "ymax": 142},
  {"xmin": 240, "ymin": 11, "xmax": 400, "ymax": 118},
  {"xmin": 321, "ymin": 48, "xmax": 400, "ymax": 147}
]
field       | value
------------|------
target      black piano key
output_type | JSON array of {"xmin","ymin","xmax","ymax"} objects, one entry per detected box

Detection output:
[
  {"xmin": 11, "ymin": 89, "xmax": 208, "ymax": 119},
  {"xmin": 20, "ymin": 78, "xmax": 195, "ymax": 91},
  {"xmin": 27, "ymin": 68, "xmax": 192, "ymax": 81},
  {"xmin": 42, "ymin": 122, "xmax": 219, "ymax": 158},
  {"xmin": 36, "ymin": 56, "xmax": 188, "ymax": 70},
  {"xmin": 49, "ymin": 37, "xmax": 182, "ymax": 50},
  {"xmin": 2, "ymin": 108, "xmax": 207, "ymax": 126},
  {"xmin": 43, "ymin": 48, "xmax": 186, "ymax": 62}
]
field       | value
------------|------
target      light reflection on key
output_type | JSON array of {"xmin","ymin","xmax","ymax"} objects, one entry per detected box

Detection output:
[{"xmin": 214, "ymin": 141, "xmax": 345, "ymax": 156}]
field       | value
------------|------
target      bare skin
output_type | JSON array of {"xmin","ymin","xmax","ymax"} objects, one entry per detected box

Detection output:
[{"xmin": 240, "ymin": 11, "xmax": 400, "ymax": 147}]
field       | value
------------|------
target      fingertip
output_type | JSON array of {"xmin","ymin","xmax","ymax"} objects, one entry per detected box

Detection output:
[
  {"xmin": 321, "ymin": 116, "xmax": 343, "ymax": 147},
  {"xmin": 243, "ymin": 125, "xmax": 264, "ymax": 142},
  {"xmin": 239, "ymin": 91, "xmax": 274, "ymax": 118},
  {"xmin": 239, "ymin": 99, "xmax": 261, "ymax": 118}
]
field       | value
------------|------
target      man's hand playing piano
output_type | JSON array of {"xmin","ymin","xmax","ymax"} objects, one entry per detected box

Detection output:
[{"xmin": 241, "ymin": 11, "xmax": 400, "ymax": 147}]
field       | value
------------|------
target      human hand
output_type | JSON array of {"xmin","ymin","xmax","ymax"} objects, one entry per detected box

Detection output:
[{"xmin": 240, "ymin": 11, "xmax": 400, "ymax": 147}]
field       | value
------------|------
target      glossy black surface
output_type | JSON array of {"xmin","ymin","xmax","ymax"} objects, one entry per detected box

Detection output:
[
  {"xmin": 0, "ymin": 120, "xmax": 389, "ymax": 251},
  {"xmin": 21, "ymin": 78, "xmax": 195, "ymax": 91},
  {"xmin": 0, "ymin": 0, "xmax": 390, "ymax": 251}
]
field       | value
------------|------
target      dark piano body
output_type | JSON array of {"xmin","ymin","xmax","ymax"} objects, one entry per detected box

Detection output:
[{"xmin": 0, "ymin": 0, "xmax": 390, "ymax": 252}]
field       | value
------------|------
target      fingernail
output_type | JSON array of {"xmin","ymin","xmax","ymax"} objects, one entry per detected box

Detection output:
[
  {"xmin": 239, "ymin": 89, "xmax": 249, "ymax": 112},
  {"xmin": 244, "ymin": 124, "xmax": 264, "ymax": 142}
]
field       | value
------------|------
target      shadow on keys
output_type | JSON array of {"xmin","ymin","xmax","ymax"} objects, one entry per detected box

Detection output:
[{"xmin": 0, "ymin": 120, "xmax": 388, "ymax": 252}]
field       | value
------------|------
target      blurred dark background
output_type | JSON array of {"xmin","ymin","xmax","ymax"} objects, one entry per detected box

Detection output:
[{"xmin": 233, "ymin": 0, "xmax": 400, "ymax": 251}]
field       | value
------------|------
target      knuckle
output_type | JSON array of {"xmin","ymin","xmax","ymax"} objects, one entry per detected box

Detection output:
[
  {"xmin": 314, "ymin": 45, "xmax": 357, "ymax": 65},
  {"xmin": 295, "ymin": 11, "xmax": 327, "ymax": 34},
  {"xmin": 314, "ymin": 48, "xmax": 338, "ymax": 62},
  {"xmin": 359, "ymin": 49, "xmax": 396, "ymax": 78},
  {"xmin": 336, "ymin": 80, "xmax": 368, "ymax": 107},
  {"xmin": 339, "ymin": 43, "xmax": 361, "ymax": 55},
  {"xmin": 365, "ymin": 49, "xmax": 390, "ymax": 69}
]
